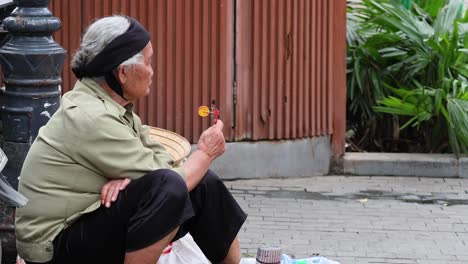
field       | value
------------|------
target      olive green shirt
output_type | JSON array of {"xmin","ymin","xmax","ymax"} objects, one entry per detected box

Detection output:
[{"xmin": 15, "ymin": 78, "xmax": 184, "ymax": 262}]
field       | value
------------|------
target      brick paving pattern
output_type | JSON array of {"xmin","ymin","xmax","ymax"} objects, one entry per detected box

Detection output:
[{"xmin": 226, "ymin": 176, "xmax": 468, "ymax": 264}]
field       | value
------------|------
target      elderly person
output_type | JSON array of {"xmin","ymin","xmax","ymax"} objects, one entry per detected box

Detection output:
[{"xmin": 15, "ymin": 15, "xmax": 247, "ymax": 264}]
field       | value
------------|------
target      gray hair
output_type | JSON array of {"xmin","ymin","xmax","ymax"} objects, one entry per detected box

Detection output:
[{"xmin": 71, "ymin": 15, "xmax": 144, "ymax": 72}]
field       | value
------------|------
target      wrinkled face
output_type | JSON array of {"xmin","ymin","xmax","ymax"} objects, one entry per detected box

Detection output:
[{"xmin": 120, "ymin": 42, "xmax": 154, "ymax": 101}]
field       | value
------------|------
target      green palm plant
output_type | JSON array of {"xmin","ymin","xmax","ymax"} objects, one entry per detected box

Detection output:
[
  {"xmin": 347, "ymin": 0, "xmax": 468, "ymax": 155},
  {"xmin": 405, "ymin": 0, "xmax": 447, "ymax": 18}
]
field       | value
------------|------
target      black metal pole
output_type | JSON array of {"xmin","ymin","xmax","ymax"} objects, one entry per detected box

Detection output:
[{"xmin": 0, "ymin": 0, "xmax": 66, "ymax": 261}]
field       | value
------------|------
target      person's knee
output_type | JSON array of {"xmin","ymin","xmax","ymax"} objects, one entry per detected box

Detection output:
[
  {"xmin": 163, "ymin": 170, "xmax": 189, "ymax": 204},
  {"xmin": 139, "ymin": 169, "xmax": 188, "ymax": 203}
]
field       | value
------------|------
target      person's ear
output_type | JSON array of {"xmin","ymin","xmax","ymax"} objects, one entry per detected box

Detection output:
[{"xmin": 116, "ymin": 66, "xmax": 128, "ymax": 84}]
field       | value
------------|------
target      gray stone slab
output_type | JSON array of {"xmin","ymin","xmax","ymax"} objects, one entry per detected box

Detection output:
[
  {"xmin": 343, "ymin": 152, "xmax": 459, "ymax": 177},
  {"xmin": 205, "ymin": 137, "xmax": 331, "ymax": 179},
  {"xmin": 459, "ymin": 157, "xmax": 468, "ymax": 178}
]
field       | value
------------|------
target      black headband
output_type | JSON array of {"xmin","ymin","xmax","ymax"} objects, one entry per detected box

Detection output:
[{"xmin": 72, "ymin": 17, "xmax": 151, "ymax": 98}]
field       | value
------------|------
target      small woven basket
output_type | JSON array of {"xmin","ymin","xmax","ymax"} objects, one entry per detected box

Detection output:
[{"xmin": 148, "ymin": 127, "xmax": 191, "ymax": 164}]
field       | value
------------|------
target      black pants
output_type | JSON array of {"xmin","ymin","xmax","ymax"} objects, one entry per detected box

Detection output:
[{"xmin": 29, "ymin": 169, "xmax": 247, "ymax": 264}]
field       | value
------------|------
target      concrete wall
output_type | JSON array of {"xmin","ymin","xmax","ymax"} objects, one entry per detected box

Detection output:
[{"xmin": 197, "ymin": 137, "xmax": 332, "ymax": 179}]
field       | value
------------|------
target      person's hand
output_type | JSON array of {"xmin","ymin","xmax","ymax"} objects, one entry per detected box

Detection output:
[
  {"xmin": 101, "ymin": 178, "xmax": 131, "ymax": 208},
  {"xmin": 16, "ymin": 255, "xmax": 25, "ymax": 264},
  {"xmin": 197, "ymin": 120, "xmax": 225, "ymax": 160}
]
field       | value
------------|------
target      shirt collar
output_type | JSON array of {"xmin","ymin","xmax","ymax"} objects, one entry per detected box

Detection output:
[{"xmin": 75, "ymin": 78, "xmax": 133, "ymax": 117}]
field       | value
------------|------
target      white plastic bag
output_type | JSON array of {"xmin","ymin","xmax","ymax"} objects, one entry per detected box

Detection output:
[
  {"xmin": 281, "ymin": 254, "xmax": 341, "ymax": 264},
  {"xmin": 240, "ymin": 256, "xmax": 341, "ymax": 264},
  {"xmin": 157, "ymin": 234, "xmax": 210, "ymax": 264}
]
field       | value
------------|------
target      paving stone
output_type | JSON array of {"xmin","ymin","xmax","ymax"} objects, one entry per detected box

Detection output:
[{"xmin": 231, "ymin": 175, "xmax": 468, "ymax": 263}]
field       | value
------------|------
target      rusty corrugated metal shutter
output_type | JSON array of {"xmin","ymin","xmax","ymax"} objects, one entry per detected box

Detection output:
[
  {"xmin": 50, "ymin": 0, "xmax": 234, "ymax": 143},
  {"xmin": 235, "ymin": 0, "xmax": 336, "ymax": 140},
  {"xmin": 49, "ymin": 0, "xmax": 347, "ymax": 152}
]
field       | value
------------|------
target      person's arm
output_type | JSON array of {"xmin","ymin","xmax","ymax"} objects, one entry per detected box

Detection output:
[
  {"xmin": 101, "ymin": 120, "xmax": 225, "ymax": 205},
  {"xmin": 183, "ymin": 120, "xmax": 225, "ymax": 191}
]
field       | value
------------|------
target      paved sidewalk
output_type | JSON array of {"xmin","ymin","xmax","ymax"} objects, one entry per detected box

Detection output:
[{"xmin": 225, "ymin": 176, "xmax": 468, "ymax": 264}]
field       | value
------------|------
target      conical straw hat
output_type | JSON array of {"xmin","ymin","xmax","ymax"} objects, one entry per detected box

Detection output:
[{"xmin": 148, "ymin": 127, "xmax": 191, "ymax": 163}]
